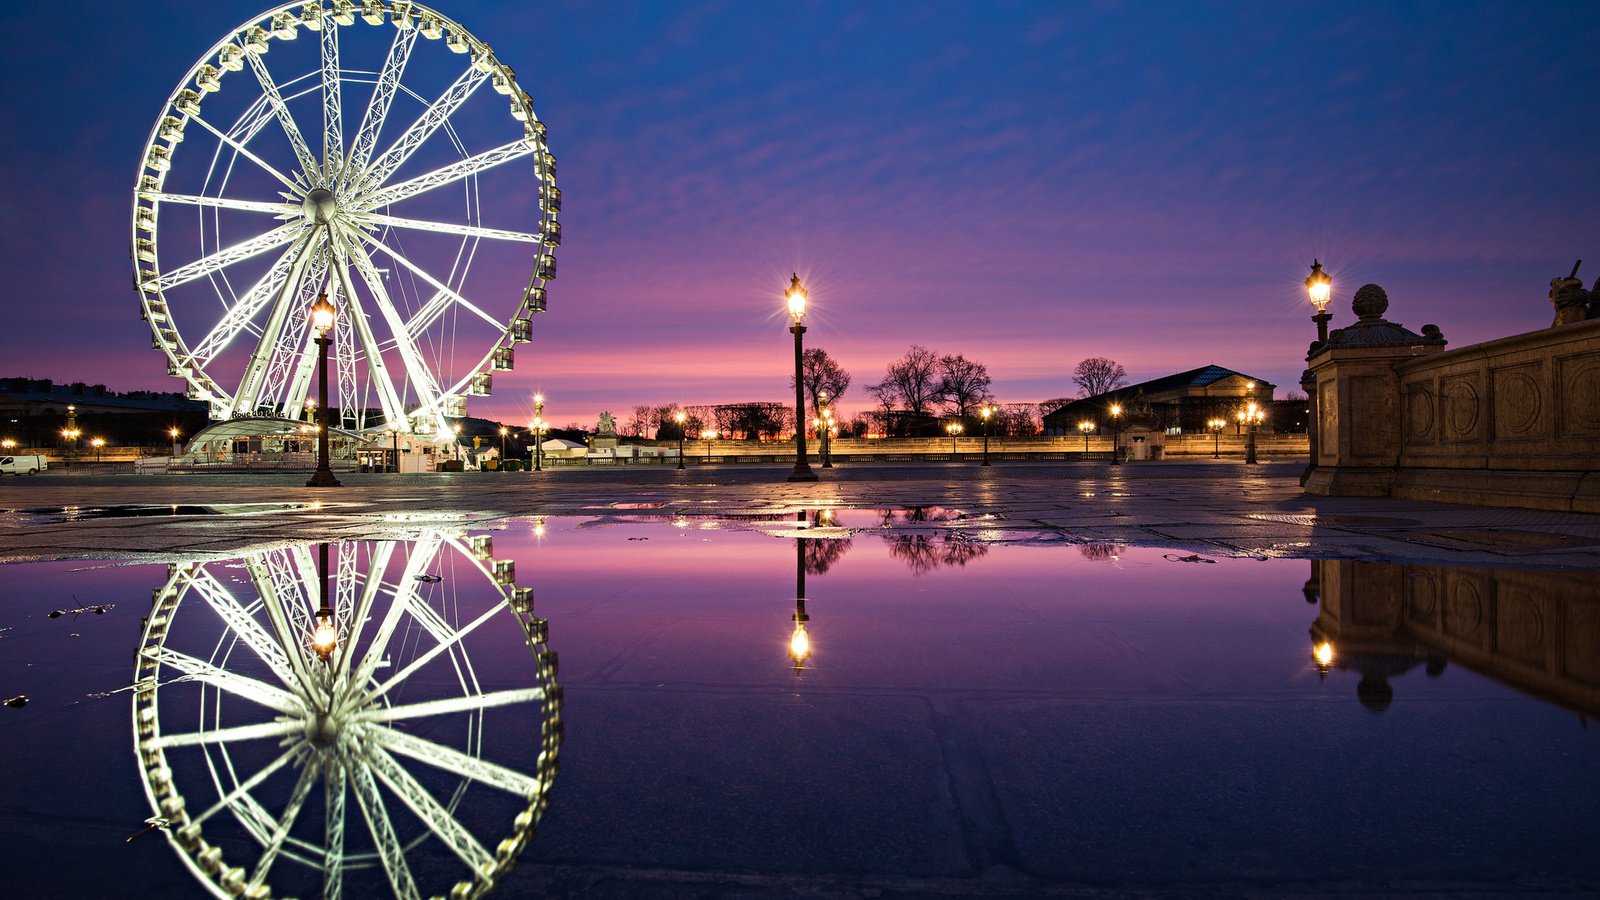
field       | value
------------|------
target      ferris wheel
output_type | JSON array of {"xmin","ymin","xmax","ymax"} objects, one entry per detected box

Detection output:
[
  {"xmin": 132, "ymin": 532, "xmax": 561, "ymax": 899},
  {"xmin": 132, "ymin": 1, "xmax": 558, "ymax": 437}
]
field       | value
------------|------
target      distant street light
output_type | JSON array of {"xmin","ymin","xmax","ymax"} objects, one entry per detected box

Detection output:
[
  {"xmin": 1306, "ymin": 259, "xmax": 1333, "ymax": 343},
  {"xmin": 819, "ymin": 391, "xmax": 834, "ymax": 469},
  {"xmin": 499, "ymin": 426, "xmax": 509, "ymax": 465},
  {"xmin": 533, "ymin": 393, "xmax": 545, "ymax": 472},
  {"xmin": 674, "ymin": 410, "xmax": 687, "ymax": 470},
  {"xmin": 1239, "ymin": 401, "xmax": 1265, "ymax": 464},
  {"xmin": 1108, "ymin": 404, "xmax": 1123, "ymax": 466},
  {"xmin": 703, "ymin": 428, "xmax": 718, "ymax": 462},
  {"xmin": 1078, "ymin": 419, "xmax": 1094, "ymax": 456},
  {"xmin": 0, "ymin": 438, "xmax": 15, "ymax": 450},
  {"xmin": 946, "ymin": 421, "xmax": 963, "ymax": 456},
  {"xmin": 306, "ymin": 292, "xmax": 341, "ymax": 487},
  {"xmin": 91, "ymin": 437, "xmax": 106, "ymax": 464},
  {"xmin": 1208, "ymin": 417, "xmax": 1227, "ymax": 458},
  {"xmin": 980, "ymin": 404, "xmax": 994, "ymax": 466},
  {"xmin": 783, "ymin": 274, "xmax": 817, "ymax": 482},
  {"xmin": 168, "ymin": 427, "xmax": 181, "ymax": 458},
  {"xmin": 310, "ymin": 542, "xmax": 337, "ymax": 663}
]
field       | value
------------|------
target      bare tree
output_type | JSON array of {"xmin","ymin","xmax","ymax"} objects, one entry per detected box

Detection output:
[
  {"xmin": 866, "ymin": 381, "xmax": 897, "ymax": 436},
  {"xmin": 1038, "ymin": 397, "xmax": 1075, "ymax": 417},
  {"xmin": 1072, "ymin": 357, "xmax": 1129, "ymax": 398},
  {"xmin": 936, "ymin": 353, "xmax": 991, "ymax": 417},
  {"xmin": 881, "ymin": 345, "xmax": 941, "ymax": 420},
  {"xmin": 997, "ymin": 402, "xmax": 1040, "ymax": 436},
  {"xmin": 791, "ymin": 348, "xmax": 851, "ymax": 418}
]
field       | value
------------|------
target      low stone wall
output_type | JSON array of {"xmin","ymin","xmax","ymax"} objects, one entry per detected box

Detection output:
[{"xmin": 1305, "ymin": 283, "xmax": 1600, "ymax": 512}]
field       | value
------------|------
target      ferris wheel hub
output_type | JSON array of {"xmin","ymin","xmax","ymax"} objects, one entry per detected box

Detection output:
[
  {"xmin": 303, "ymin": 188, "xmax": 339, "ymax": 226},
  {"xmin": 306, "ymin": 709, "xmax": 342, "ymax": 747}
]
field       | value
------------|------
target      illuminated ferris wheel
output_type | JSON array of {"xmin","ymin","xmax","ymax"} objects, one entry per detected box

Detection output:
[
  {"xmin": 131, "ymin": 532, "xmax": 561, "ymax": 898},
  {"xmin": 131, "ymin": 1, "xmax": 558, "ymax": 437}
]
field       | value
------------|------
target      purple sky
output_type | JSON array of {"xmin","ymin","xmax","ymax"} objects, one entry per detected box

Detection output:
[{"xmin": 4, "ymin": 0, "xmax": 1599, "ymax": 428}]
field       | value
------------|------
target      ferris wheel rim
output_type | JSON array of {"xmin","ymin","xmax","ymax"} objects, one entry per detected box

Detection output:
[{"xmin": 132, "ymin": 0, "xmax": 557, "ymax": 437}]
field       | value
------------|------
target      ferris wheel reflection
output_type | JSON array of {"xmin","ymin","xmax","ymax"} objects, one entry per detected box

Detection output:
[{"xmin": 131, "ymin": 530, "xmax": 561, "ymax": 899}]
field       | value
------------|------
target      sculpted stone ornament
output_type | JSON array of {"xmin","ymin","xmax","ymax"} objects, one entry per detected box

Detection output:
[
  {"xmin": 597, "ymin": 411, "xmax": 618, "ymax": 435},
  {"xmin": 1322, "ymin": 284, "xmax": 1447, "ymax": 350},
  {"xmin": 1549, "ymin": 260, "xmax": 1594, "ymax": 326}
]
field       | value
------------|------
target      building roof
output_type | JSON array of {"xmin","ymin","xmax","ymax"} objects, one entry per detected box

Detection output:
[{"xmin": 1043, "ymin": 365, "xmax": 1275, "ymax": 421}]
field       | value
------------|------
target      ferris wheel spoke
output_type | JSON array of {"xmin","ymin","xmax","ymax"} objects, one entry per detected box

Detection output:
[
  {"xmin": 370, "ymin": 724, "xmax": 546, "ymax": 798},
  {"xmin": 344, "ymin": 235, "xmax": 446, "ymax": 409},
  {"xmin": 247, "ymin": 758, "xmax": 320, "ymax": 892},
  {"xmin": 324, "ymin": 760, "xmax": 347, "ymax": 900},
  {"xmin": 346, "ymin": 538, "xmax": 443, "ymax": 696},
  {"xmin": 350, "ymin": 760, "xmax": 421, "ymax": 900},
  {"xmin": 360, "ymin": 687, "xmax": 546, "ymax": 724},
  {"xmin": 331, "ymin": 541, "xmax": 397, "ymax": 679},
  {"xmin": 153, "ymin": 647, "xmax": 303, "ymax": 713},
  {"xmin": 367, "ymin": 744, "xmax": 495, "ymax": 873},
  {"xmin": 267, "ymin": 253, "xmax": 331, "ymax": 414},
  {"xmin": 363, "ymin": 210, "xmax": 542, "ymax": 243},
  {"xmin": 156, "ymin": 222, "xmax": 302, "ymax": 292},
  {"xmin": 185, "ymin": 238, "xmax": 304, "ymax": 367},
  {"xmin": 249, "ymin": 555, "xmax": 323, "ymax": 701},
  {"xmin": 244, "ymin": 50, "xmax": 321, "ymax": 180},
  {"xmin": 362, "ymin": 235, "xmax": 502, "ymax": 330},
  {"xmin": 343, "ymin": 26, "xmax": 418, "ymax": 190},
  {"xmin": 321, "ymin": 19, "xmax": 342, "ymax": 180},
  {"xmin": 147, "ymin": 192, "xmax": 295, "ymax": 216},
  {"xmin": 362, "ymin": 140, "xmax": 535, "ymax": 208},
  {"xmin": 182, "ymin": 569, "xmax": 296, "ymax": 686},
  {"xmin": 147, "ymin": 718, "xmax": 302, "ymax": 750},
  {"xmin": 360, "ymin": 64, "xmax": 489, "ymax": 191},
  {"xmin": 329, "ymin": 236, "xmax": 410, "ymax": 425},
  {"xmin": 231, "ymin": 231, "xmax": 321, "ymax": 417},
  {"xmin": 367, "ymin": 599, "xmax": 510, "ymax": 702},
  {"xmin": 190, "ymin": 745, "xmax": 299, "ymax": 829},
  {"xmin": 188, "ymin": 110, "xmax": 304, "ymax": 193}
]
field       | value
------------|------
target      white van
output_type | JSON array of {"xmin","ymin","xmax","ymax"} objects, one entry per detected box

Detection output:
[{"xmin": 0, "ymin": 454, "xmax": 47, "ymax": 475}]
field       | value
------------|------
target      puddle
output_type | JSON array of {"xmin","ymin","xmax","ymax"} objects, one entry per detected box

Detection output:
[
  {"xmin": 0, "ymin": 515, "xmax": 1596, "ymax": 897},
  {"xmin": 10, "ymin": 502, "xmax": 316, "ymax": 525}
]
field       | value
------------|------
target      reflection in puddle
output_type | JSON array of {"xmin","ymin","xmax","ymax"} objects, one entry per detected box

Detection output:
[
  {"xmin": 1306, "ymin": 559, "xmax": 1600, "ymax": 716},
  {"xmin": 131, "ymin": 531, "xmax": 559, "ymax": 898},
  {"xmin": 2, "ymin": 516, "xmax": 1598, "ymax": 895},
  {"xmin": 13, "ymin": 503, "xmax": 316, "ymax": 525}
]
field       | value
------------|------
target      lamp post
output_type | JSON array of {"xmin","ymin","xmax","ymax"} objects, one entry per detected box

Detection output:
[
  {"xmin": 818, "ymin": 391, "xmax": 833, "ymax": 469},
  {"xmin": 63, "ymin": 404, "xmax": 80, "ymax": 464},
  {"xmin": 168, "ymin": 427, "xmax": 181, "ymax": 458},
  {"xmin": 946, "ymin": 421, "xmax": 963, "ymax": 455},
  {"xmin": 1208, "ymin": 417, "xmax": 1226, "ymax": 458},
  {"xmin": 1078, "ymin": 419, "xmax": 1094, "ymax": 456},
  {"xmin": 1241, "ymin": 401, "xmax": 1264, "ymax": 464},
  {"xmin": 789, "ymin": 520, "xmax": 811, "ymax": 671},
  {"xmin": 1108, "ymin": 404, "xmax": 1123, "ymax": 466},
  {"xmin": 389, "ymin": 427, "xmax": 400, "ymax": 473},
  {"xmin": 533, "ymin": 393, "xmax": 545, "ymax": 472},
  {"xmin": 499, "ymin": 426, "xmax": 509, "ymax": 466},
  {"xmin": 703, "ymin": 428, "xmax": 717, "ymax": 462},
  {"xmin": 784, "ymin": 274, "xmax": 818, "ymax": 482},
  {"xmin": 306, "ymin": 292, "xmax": 341, "ymax": 487},
  {"xmin": 674, "ymin": 410, "xmax": 687, "ymax": 469},
  {"xmin": 979, "ymin": 404, "xmax": 994, "ymax": 466},
  {"xmin": 1306, "ymin": 259, "xmax": 1332, "ymax": 343},
  {"xmin": 91, "ymin": 437, "xmax": 105, "ymax": 465},
  {"xmin": 310, "ymin": 542, "xmax": 337, "ymax": 663}
]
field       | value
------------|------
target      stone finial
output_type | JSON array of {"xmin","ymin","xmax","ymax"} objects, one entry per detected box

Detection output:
[
  {"xmin": 1550, "ymin": 262, "xmax": 1590, "ymax": 326},
  {"xmin": 1352, "ymin": 284, "xmax": 1389, "ymax": 319}
]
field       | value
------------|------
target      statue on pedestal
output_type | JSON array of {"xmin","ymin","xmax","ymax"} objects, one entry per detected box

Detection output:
[{"xmin": 1549, "ymin": 259, "xmax": 1596, "ymax": 326}]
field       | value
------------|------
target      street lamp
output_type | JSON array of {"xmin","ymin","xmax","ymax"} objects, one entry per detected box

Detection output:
[
  {"xmin": 499, "ymin": 426, "xmax": 509, "ymax": 467},
  {"xmin": 674, "ymin": 410, "xmax": 687, "ymax": 469},
  {"xmin": 1108, "ymin": 404, "xmax": 1123, "ymax": 466},
  {"xmin": 90, "ymin": 437, "xmax": 105, "ymax": 464},
  {"xmin": 533, "ymin": 393, "xmax": 545, "ymax": 472},
  {"xmin": 818, "ymin": 391, "xmax": 834, "ymax": 469},
  {"xmin": 1208, "ymin": 417, "xmax": 1226, "ymax": 458},
  {"xmin": 1240, "ymin": 401, "xmax": 1265, "ymax": 464},
  {"xmin": 789, "ymin": 523, "xmax": 811, "ymax": 671},
  {"xmin": 783, "ymin": 274, "xmax": 818, "ymax": 482},
  {"xmin": 306, "ymin": 292, "xmax": 341, "ymax": 487},
  {"xmin": 388, "ymin": 426, "xmax": 400, "ymax": 473},
  {"xmin": 310, "ymin": 542, "xmax": 337, "ymax": 663},
  {"xmin": 1306, "ymin": 259, "xmax": 1333, "ymax": 343},
  {"xmin": 1078, "ymin": 419, "xmax": 1094, "ymax": 455},
  {"xmin": 946, "ymin": 421, "xmax": 963, "ymax": 455},
  {"xmin": 0, "ymin": 439, "xmax": 15, "ymax": 450},
  {"xmin": 703, "ymin": 428, "xmax": 718, "ymax": 462},
  {"xmin": 979, "ymin": 404, "xmax": 994, "ymax": 466}
]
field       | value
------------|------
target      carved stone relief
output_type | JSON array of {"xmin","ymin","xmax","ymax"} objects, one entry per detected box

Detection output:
[
  {"xmin": 1441, "ymin": 375, "xmax": 1482, "ymax": 442},
  {"xmin": 1491, "ymin": 364, "xmax": 1542, "ymax": 440},
  {"xmin": 1404, "ymin": 383, "xmax": 1435, "ymax": 444},
  {"xmin": 1556, "ymin": 352, "xmax": 1600, "ymax": 436}
]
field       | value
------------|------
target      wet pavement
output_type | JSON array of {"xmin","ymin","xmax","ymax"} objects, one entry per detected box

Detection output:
[{"xmin": 4, "ymin": 460, "xmax": 1600, "ymax": 569}]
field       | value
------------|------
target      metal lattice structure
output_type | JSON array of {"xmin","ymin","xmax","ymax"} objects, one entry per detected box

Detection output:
[
  {"xmin": 133, "ymin": 532, "xmax": 561, "ymax": 899},
  {"xmin": 133, "ymin": 1, "xmax": 558, "ymax": 437}
]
